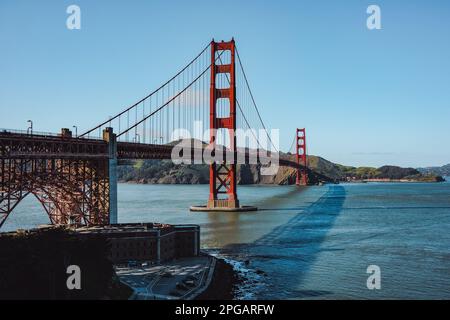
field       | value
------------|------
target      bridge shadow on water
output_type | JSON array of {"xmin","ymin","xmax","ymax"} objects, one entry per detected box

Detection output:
[{"xmin": 221, "ymin": 185, "xmax": 346, "ymax": 299}]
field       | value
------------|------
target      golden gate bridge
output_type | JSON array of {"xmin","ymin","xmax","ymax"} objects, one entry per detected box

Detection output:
[{"xmin": 0, "ymin": 39, "xmax": 310, "ymax": 228}]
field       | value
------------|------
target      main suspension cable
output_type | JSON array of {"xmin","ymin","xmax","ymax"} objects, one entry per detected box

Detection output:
[
  {"xmin": 80, "ymin": 42, "xmax": 211, "ymax": 137},
  {"xmin": 235, "ymin": 46, "xmax": 279, "ymax": 153}
]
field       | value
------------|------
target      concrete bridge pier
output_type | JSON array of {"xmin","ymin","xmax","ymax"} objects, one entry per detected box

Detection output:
[{"xmin": 103, "ymin": 127, "xmax": 118, "ymax": 224}]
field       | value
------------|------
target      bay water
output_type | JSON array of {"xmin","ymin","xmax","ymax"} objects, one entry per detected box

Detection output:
[{"xmin": 3, "ymin": 179, "xmax": 450, "ymax": 299}]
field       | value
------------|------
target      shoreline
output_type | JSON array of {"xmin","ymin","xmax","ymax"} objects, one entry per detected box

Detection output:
[
  {"xmin": 195, "ymin": 257, "xmax": 241, "ymax": 300},
  {"xmin": 343, "ymin": 178, "xmax": 446, "ymax": 183},
  {"xmin": 118, "ymin": 179, "xmax": 444, "ymax": 186}
]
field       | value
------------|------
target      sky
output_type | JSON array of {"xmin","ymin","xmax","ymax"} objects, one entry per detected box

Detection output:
[{"xmin": 0, "ymin": 0, "xmax": 449, "ymax": 168}]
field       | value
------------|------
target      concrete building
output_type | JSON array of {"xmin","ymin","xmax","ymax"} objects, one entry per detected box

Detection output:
[
  {"xmin": 1, "ymin": 223, "xmax": 201, "ymax": 265},
  {"xmin": 73, "ymin": 223, "xmax": 200, "ymax": 264}
]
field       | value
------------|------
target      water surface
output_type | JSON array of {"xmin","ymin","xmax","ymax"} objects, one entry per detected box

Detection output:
[{"xmin": 3, "ymin": 179, "xmax": 450, "ymax": 299}]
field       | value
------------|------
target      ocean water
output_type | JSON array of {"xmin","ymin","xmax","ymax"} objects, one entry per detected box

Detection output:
[{"xmin": 2, "ymin": 178, "xmax": 450, "ymax": 299}]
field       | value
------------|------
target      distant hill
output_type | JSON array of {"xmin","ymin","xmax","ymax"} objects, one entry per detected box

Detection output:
[
  {"xmin": 117, "ymin": 148, "xmax": 444, "ymax": 185},
  {"xmin": 417, "ymin": 164, "xmax": 450, "ymax": 177},
  {"xmin": 284, "ymin": 155, "xmax": 444, "ymax": 182},
  {"xmin": 117, "ymin": 160, "xmax": 328, "ymax": 185}
]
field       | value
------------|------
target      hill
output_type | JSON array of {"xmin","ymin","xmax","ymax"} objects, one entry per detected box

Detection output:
[
  {"xmin": 284, "ymin": 155, "xmax": 444, "ymax": 182},
  {"xmin": 417, "ymin": 164, "xmax": 450, "ymax": 177},
  {"xmin": 117, "ymin": 152, "xmax": 444, "ymax": 185}
]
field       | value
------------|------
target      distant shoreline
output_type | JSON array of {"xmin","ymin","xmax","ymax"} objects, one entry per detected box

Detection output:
[
  {"xmin": 118, "ymin": 158, "xmax": 446, "ymax": 186},
  {"xmin": 118, "ymin": 178, "xmax": 444, "ymax": 185},
  {"xmin": 344, "ymin": 177, "xmax": 445, "ymax": 183}
]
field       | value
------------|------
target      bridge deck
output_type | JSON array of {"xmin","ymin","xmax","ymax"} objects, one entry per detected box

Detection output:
[{"xmin": 0, "ymin": 131, "xmax": 304, "ymax": 170}]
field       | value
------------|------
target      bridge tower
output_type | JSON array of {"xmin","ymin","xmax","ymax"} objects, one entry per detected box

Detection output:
[
  {"xmin": 207, "ymin": 39, "xmax": 239, "ymax": 209},
  {"xmin": 103, "ymin": 127, "xmax": 118, "ymax": 224},
  {"xmin": 296, "ymin": 128, "xmax": 308, "ymax": 186}
]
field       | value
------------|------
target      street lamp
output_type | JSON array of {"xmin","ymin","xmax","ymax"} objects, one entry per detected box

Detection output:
[
  {"xmin": 73, "ymin": 125, "xmax": 78, "ymax": 138},
  {"xmin": 27, "ymin": 120, "xmax": 33, "ymax": 135}
]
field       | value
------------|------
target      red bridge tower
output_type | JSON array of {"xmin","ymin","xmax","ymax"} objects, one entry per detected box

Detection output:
[
  {"xmin": 296, "ymin": 128, "xmax": 308, "ymax": 186},
  {"xmin": 207, "ymin": 39, "xmax": 239, "ymax": 209}
]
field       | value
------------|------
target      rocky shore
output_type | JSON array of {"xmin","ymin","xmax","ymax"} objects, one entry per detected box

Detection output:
[{"xmin": 195, "ymin": 258, "xmax": 241, "ymax": 300}]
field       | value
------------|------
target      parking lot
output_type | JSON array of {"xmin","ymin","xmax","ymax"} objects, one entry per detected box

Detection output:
[{"xmin": 115, "ymin": 256, "xmax": 214, "ymax": 300}]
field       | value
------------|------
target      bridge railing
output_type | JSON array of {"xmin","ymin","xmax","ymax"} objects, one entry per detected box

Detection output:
[
  {"xmin": 0, "ymin": 128, "xmax": 104, "ymax": 141},
  {"xmin": 1, "ymin": 128, "xmax": 59, "ymax": 137}
]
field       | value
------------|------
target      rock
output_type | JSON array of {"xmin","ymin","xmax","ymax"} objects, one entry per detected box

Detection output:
[{"xmin": 255, "ymin": 269, "xmax": 266, "ymax": 276}]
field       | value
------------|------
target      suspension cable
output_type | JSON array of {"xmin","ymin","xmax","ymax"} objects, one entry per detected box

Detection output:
[
  {"xmin": 79, "ymin": 42, "xmax": 211, "ymax": 137},
  {"xmin": 117, "ymin": 50, "xmax": 226, "ymax": 138},
  {"xmin": 235, "ymin": 46, "xmax": 278, "ymax": 153},
  {"xmin": 288, "ymin": 134, "xmax": 296, "ymax": 154},
  {"xmin": 215, "ymin": 54, "xmax": 266, "ymax": 151}
]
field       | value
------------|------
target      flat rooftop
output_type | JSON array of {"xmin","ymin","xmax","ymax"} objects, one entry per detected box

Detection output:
[
  {"xmin": 1, "ymin": 223, "xmax": 199, "ymax": 237},
  {"xmin": 73, "ymin": 223, "xmax": 199, "ymax": 236},
  {"xmin": 73, "ymin": 223, "xmax": 172, "ymax": 234}
]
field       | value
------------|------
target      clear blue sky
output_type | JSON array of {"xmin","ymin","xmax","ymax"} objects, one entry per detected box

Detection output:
[{"xmin": 1, "ymin": 0, "xmax": 449, "ymax": 167}]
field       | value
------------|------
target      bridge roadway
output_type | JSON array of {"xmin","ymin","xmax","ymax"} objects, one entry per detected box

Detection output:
[{"xmin": 0, "ymin": 130, "xmax": 305, "ymax": 170}]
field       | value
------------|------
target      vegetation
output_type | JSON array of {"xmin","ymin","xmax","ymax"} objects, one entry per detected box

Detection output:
[
  {"xmin": 309, "ymin": 157, "xmax": 444, "ymax": 182},
  {"xmin": 118, "ymin": 159, "xmax": 209, "ymax": 184},
  {"xmin": 117, "ymin": 155, "xmax": 444, "ymax": 185}
]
